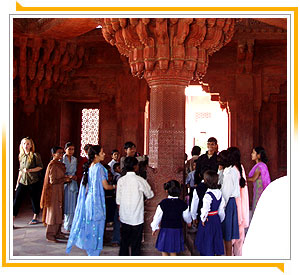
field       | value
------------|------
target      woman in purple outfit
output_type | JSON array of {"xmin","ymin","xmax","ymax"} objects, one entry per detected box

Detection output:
[{"xmin": 247, "ymin": 146, "xmax": 271, "ymax": 212}]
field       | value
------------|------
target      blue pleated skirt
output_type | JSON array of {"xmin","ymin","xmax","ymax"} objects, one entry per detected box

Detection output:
[
  {"xmin": 221, "ymin": 197, "xmax": 240, "ymax": 241},
  {"xmin": 195, "ymin": 215, "xmax": 224, "ymax": 256},
  {"xmin": 155, "ymin": 228, "xmax": 184, "ymax": 253}
]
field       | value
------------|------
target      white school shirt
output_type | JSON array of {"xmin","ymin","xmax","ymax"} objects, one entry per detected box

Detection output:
[
  {"xmin": 116, "ymin": 172, "xmax": 154, "ymax": 226},
  {"xmin": 200, "ymin": 189, "xmax": 225, "ymax": 223},
  {"xmin": 220, "ymin": 166, "xmax": 241, "ymax": 206},
  {"xmin": 108, "ymin": 159, "xmax": 117, "ymax": 175},
  {"xmin": 150, "ymin": 196, "xmax": 192, "ymax": 231},
  {"xmin": 190, "ymin": 189, "xmax": 200, "ymax": 220}
]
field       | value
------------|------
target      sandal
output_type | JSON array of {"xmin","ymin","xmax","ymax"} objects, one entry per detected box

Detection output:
[
  {"xmin": 56, "ymin": 234, "xmax": 69, "ymax": 240},
  {"xmin": 28, "ymin": 219, "xmax": 39, "ymax": 225}
]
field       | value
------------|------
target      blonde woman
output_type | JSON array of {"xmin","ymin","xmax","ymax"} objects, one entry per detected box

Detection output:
[{"xmin": 13, "ymin": 137, "xmax": 43, "ymax": 226}]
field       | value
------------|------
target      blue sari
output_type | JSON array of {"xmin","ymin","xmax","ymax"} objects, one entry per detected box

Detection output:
[
  {"xmin": 66, "ymin": 163, "xmax": 107, "ymax": 256},
  {"xmin": 62, "ymin": 154, "xmax": 78, "ymax": 231}
]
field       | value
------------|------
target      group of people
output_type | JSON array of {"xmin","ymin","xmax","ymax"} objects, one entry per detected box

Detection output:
[
  {"xmin": 13, "ymin": 138, "xmax": 153, "ymax": 256},
  {"xmin": 182, "ymin": 137, "xmax": 271, "ymax": 256},
  {"xmin": 13, "ymin": 139, "xmax": 82, "ymax": 242},
  {"xmin": 13, "ymin": 136, "xmax": 271, "ymax": 257}
]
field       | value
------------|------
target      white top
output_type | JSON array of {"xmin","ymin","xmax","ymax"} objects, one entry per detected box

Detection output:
[
  {"xmin": 190, "ymin": 189, "xmax": 225, "ymax": 222},
  {"xmin": 220, "ymin": 166, "xmax": 240, "ymax": 206},
  {"xmin": 217, "ymin": 169, "xmax": 224, "ymax": 186},
  {"xmin": 200, "ymin": 189, "xmax": 225, "ymax": 223},
  {"xmin": 108, "ymin": 159, "xmax": 117, "ymax": 175},
  {"xmin": 116, "ymin": 172, "xmax": 154, "ymax": 225},
  {"xmin": 150, "ymin": 196, "xmax": 192, "ymax": 231},
  {"xmin": 190, "ymin": 189, "xmax": 200, "ymax": 220}
]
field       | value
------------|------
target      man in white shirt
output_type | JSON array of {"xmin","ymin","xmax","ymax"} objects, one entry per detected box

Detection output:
[
  {"xmin": 108, "ymin": 149, "xmax": 119, "ymax": 176},
  {"xmin": 116, "ymin": 156, "xmax": 154, "ymax": 256}
]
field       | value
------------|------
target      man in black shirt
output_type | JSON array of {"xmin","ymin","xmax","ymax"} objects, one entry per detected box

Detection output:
[
  {"xmin": 194, "ymin": 137, "xmax": 219, "ymax": 186},
  {"xmin": 192, "ymin": 137, "xmax": 219, "ymax": 220}
]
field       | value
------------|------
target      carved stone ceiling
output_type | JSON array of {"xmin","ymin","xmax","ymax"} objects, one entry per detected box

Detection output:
[
  {"xmin": 14, "ymin": 18, "xmax": 101, "ymax": 39},
  {"xmin": 14, "ymin": 18, "xmax": 286, "ymax": 40},
  {"xmin": 13, "ymin": 17, "xmax": 287, "ymax": 115}
]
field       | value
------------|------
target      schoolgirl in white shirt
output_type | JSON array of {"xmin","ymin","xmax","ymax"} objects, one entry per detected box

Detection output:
[
  {"xmin": 191, "ymin": 170, "xmax": 225, "ymax": 256},
  {"xmin": 218, "ymin": 149, "xmax": 240, "ymax": 256}
]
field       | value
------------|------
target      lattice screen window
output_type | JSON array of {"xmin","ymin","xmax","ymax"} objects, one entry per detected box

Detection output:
[
  {"xmin": 195, "ymin": 112, "xmax": 212, "ymax": 122},
  {"xmin": 80, "ymin": 108, "xmax": 100, "ymax": 157}
]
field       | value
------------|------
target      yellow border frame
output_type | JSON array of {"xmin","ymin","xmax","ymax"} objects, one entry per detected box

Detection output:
[{"xmin": 4, "ymin": 3, "xmax": 297, "ymax": 272}]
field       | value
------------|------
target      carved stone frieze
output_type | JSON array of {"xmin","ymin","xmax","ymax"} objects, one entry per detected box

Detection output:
[{"xmin": 235, "ymin": 18, "xmax": 287, "ymax": 33}]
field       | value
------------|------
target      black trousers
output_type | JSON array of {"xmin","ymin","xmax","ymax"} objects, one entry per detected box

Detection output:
[
  {"xmin": 119, "ymin": 222, "xmax": 143, "ymax": 256},
  {"xmin": 13, "ymin": 182, "xmax": 41, "ymax": 217}
]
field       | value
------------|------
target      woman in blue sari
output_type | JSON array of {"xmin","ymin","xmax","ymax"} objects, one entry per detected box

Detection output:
[
  {"xmin": 66, "ymin": 145, "xmax": 115, "ymax": 256},
  {"xmin": 62, "ymin": 142, "xmax": 78, "ymax": 232}
]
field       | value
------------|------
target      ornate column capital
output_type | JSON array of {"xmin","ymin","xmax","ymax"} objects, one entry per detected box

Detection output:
[{"xmin": 101, "ymin": 18, "xmax": 236, "ymax": 83}]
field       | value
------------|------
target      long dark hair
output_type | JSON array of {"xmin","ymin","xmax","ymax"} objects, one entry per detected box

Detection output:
[
  {"xmin": 228, "ymin": 147, "xmax": 246, "ymax": 188},
  {"xmin": 254, "ymin": 146, "xmax": 268, "ymax": 163},
  {"xmin": 82, "ymin": 145, "xmax": 101, "ymax": 186},
  {"xmin": 217, "ymin": 150, "xmax": 230, "ymax": 168}
]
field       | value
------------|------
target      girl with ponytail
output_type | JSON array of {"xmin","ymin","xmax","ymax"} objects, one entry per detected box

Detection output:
[
  {"xmin": 66, "ymin": 145, "xmax": 115, "ymax": 256},
  {"xmin": 219, "ymin": 149, "xmax": 240, "ymax": 256},
  {"xmin": 227, "ymin": 147, "xmax": 249, "ymax": 256}
]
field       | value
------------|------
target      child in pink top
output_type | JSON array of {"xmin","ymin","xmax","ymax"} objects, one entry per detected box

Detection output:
[
  {"xmin": 232, "ymin": 165, "xmax": 249, "ymax": 256},
  {"xmin": 228, "ymin": 147, "xmax": 249, "ymax": 256}
]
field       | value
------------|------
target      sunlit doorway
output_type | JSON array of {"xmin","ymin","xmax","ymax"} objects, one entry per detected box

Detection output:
[{"xmin": 185, "ymin": 85, "xmax": 229, "ymax": 158}]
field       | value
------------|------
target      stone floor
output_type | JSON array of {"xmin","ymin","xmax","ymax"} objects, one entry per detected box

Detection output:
[{"xmin": 13, "ymin": 205, "xmax": 190, "ymax": 257}]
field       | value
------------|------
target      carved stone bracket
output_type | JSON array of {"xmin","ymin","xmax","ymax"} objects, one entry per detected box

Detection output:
[
  {"xmin": 14, "ymin": 37, "xmax": 86, "ymax": 115},
  {"xmin": 237, "ymin": 39, "xmax": 255, "ymax": 74}
]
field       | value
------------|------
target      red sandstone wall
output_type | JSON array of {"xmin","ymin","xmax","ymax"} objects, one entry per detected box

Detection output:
[
  {"xmin": 203, "ymin": 40, "xmax": 287, "ymax": 182},
  {"xmin": 13, "ymin": 46, "xmax": 149, "ymax": 181},
  {"xmin": 13, "ymin": 24, "xmax": 286, "ymax": 185},
  {"xmin": 13, "ymin": 97, "xmax": 63, "ymax": 186}
]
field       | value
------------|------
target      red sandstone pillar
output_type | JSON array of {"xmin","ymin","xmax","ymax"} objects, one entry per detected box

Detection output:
[
  {"xmin": 147, "ymin": 81, "xmax": 187, "ymax": 197},
  {"xmin": 143, "ymin": 78, "xmax": 189, "ymax": 250},
  {"xmin": 101, "ymin": 18, "xmax": 237, "ymax": 252}
]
